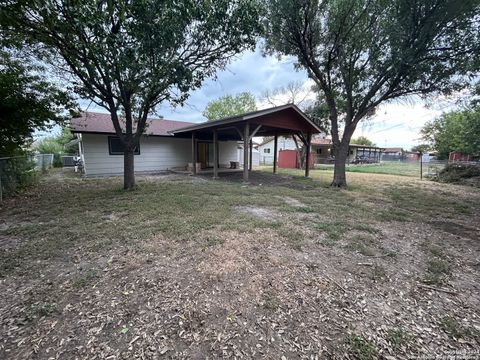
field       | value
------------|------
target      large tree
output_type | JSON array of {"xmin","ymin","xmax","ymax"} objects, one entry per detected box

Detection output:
[
  {"xmin": 421, "ymin": 107, "xmax": 480, "ymax": 159},
  {"xmin": 203, "ymin": 92, "xmax": 257, "ymax": 121},
  {"xmin": 2, "ymin": 0, "xmax": 262, "ymax": 189},
  {"xmin": 264, "ymin": 0, "xmax": 480, "ymax": 187},
  {"xmin": 0, "ymin": 50, "xmax": 76, "ymax": 156}
]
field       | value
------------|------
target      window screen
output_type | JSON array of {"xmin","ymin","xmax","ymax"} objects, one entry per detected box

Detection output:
[{"xmin": 108, "ymin": 136, "xmax": 140, "ymax": 155}]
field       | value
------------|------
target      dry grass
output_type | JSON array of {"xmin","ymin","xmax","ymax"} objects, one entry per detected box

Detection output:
[{"xmin": 0, "ymin": 168, "xmax": 479, "ymax": 358}]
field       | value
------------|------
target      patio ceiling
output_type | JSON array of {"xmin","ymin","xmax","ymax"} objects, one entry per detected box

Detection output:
[{"xmin": 170, "ymin": 104, "xmax": 322, "ymax": 141}]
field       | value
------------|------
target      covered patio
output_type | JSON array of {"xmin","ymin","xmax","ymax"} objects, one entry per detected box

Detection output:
[{"xmin": 171, "ymin": 104, "xmax": 323, "ymax": 182}]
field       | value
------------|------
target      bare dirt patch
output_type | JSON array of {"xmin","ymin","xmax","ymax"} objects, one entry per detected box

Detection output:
[
  {"xmin": 276, "ymin": 195, "xmax": 306, "ymax": 207},
  {"xmin": 0, "ymin": 170, "xmax": 479, "ymax": 359},
  {"xmin": 235, "ymin": 205, "xmax": 280, "ymax": 220},
  {"xmin": 203, "ymin": 170, "xmax": 320, "ymax": 190},
  {"xmin": 429, "ymin": 220, "xmax": 480, "ymax": 241}
]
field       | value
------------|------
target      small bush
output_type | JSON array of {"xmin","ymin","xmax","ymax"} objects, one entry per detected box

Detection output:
[
  {"xmin": 53, "ymin": 153, "xmax": 63, "ymax": 168},
  {"xmin": 424, "ymin": 258, "xmax": 451, "ymax": 285},
  {"xmin": 387, "ymin": 327, "xmax": 412, "ymax": 349},
  {"xmin": 346, "ymin": 334, "xmax": 378, "ymax": 360},
  {"xmin": 440, "ymin": 316, "xmax": 473, "ymax": 339},
  {"xmin": 25, "ymin": 302, "xmax": 57, "ymax": 322},
  {"xmin": 0, "ymin": 156, "xmax": 38, "ymax": 198}
]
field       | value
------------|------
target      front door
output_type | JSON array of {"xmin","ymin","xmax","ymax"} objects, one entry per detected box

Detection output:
[{"xmin": 197, "ymin": 142, "xmax": 214, "ymax": 169}]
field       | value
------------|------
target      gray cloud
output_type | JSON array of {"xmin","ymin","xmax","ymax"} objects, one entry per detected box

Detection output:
[{"xmin": 158, "ymin": 46, "xmax": 309, "ymax": 122}]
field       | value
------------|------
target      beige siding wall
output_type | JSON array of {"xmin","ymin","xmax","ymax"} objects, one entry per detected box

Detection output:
[
  {"xmin": 219, "ymin": 141, "xmax": 239, "ymax": 166},
  {"xmin": 81, "ymin": 134, "xmax": 240, "ymax": 176},
  {"xmin": 82, "ymin": 134, "xmax": 191, "ymax": 176}
]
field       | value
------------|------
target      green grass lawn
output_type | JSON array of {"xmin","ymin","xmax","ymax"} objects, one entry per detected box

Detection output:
[
  {"xmin": 0, "ymin": 169, "xmax": 478, "ymax": 358},
  {"xmin": 307, "ymin": 161, "xmax": 423, "ymax": 177}
]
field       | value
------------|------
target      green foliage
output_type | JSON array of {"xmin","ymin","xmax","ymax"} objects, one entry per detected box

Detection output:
[
  {"xmin": 424, "ymin": 258, "xmax": 451, "ymax": 285},
  {"xmin": 37, "ymin": 127, "xmax": 75, "ymax": 155},
  {"xmin": 37, "ymin": 127, "xmax": 76, "ymax": 167},
  {"xmin": 25, "ymin": 302, "xmax": 57, "ymax": 322},
  {"xmin": 203, "ymin": 92, "xmax": 257, "ymax": 121},
  {"xmin": 263, "ymin": 0, "xmax": 480, "ymax": 186},
  {"xmin": 440, "ymin": 316, "xmax": 474, "ymax": 339},
  {"xmin": 351, "ymin": 136, "xmax": 376, "ymax": 147},
  {"xmin": 37, "ymin": 138, "xmax": 63, "ymax": 156},
  {"xmin": 387, "ymin": 328, "xmax": 412, "ymax": 350},
  {"xmin": 0, "ymin": 50, "xmax": 76, "ymax": 156},
  {"xmin": 346, "ymin": 334, "xmax": 379, "ymax": 360},
  {"xmin": 0, "ymin": 154, "xmax": 38, "ymax": 198},
  {"xmin": 421, "ymin": 107, "xmax": 480, "ymax": 159}
]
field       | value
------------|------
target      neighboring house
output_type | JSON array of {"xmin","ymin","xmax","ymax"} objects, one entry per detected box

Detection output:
[
  {"xmin": 310, "ymin": 137, "xmax": 334, "ymax": 163},
  {"xmin": 348, "ymin": 144, "xmax": 384, "ymax": 163},
  {"xmin": 70, "ymin": 112, "xmax": 239, "ymax": 177},
  {"xmin": 382, "ymin": 147, "xmax": 404, "ymax": 161},
  {"xmin": 449, "ymin": 151, "xmax": 474, "ymax": 162},
  {"xmin": 257, "ymin": 136, "xmax": 297, "ymax": 164},
  {"xmin": 405, "ymin": 151, "xmax": 421, "ymax": 161}
]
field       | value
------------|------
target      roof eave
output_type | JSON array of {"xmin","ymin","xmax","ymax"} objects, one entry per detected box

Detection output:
[{"xmin": 170, "ymin": 104, "xmax": 322, "ymax": 135}]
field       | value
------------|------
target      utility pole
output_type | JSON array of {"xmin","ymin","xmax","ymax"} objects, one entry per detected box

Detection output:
[{"xmin": 420, "ymin": 152, "xmax": 423, "ymax": 180}]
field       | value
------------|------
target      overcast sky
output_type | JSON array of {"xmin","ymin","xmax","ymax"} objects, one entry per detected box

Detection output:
[{"xmin": 72, "ymin": 46, "xmax": 464, "ymax": 150}]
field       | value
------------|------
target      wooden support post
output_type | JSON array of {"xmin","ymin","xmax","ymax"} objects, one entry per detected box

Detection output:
[
  {"xmin": 305, "ymin": 133, "xmax": 311, "ymax": 177},
  {"xmin": 213, "ymin": 130, "xmax": 218, "ymax": 179},
  {"xmin": 243, "ymin": 123, "xmax": 249, "ymax": 182},
  {"xmin": 249, "ymin": 139, "xmax": 253, "ymax": 171},
  {"xmin": 191, "ymin": 132, "xmax": 197, "ymax": 175},
  {"xmin": 273, "ymin": 135, "xmax": 278, "ymax": 174}
]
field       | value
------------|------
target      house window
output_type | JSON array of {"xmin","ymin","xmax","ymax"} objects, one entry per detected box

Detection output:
[
  {"xmin": 264, "ymin": 148, "xmax": 271, "ymax": 154},
  {"xmin": 316, "ymin": 148, "xmax": 322, "ymax": 155},
  {"xmin": 108, "ymin": 136, "xmax": 140, "ymax": 155}
]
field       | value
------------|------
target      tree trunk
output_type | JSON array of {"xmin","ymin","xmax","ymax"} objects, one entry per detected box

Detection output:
[
  {"xmin": 124, "ymin": 148, "xmax": 135, "ymax": 190},
  {"xmin": 331, "ymin": 141, "xmax": 350, "ymax": 188},
  {"xmin": 292, "ymin": 135, "xmax": 305, "ymax": 169}
]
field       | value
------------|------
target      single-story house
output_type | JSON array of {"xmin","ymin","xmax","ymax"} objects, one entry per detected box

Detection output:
[
  {"xmin": 382, "ymin": 147, "xmax": 404, "ymax": 161},
  {"xmin": 70, "ymin": 112, "xmax": 205, "ymax": 177},
  {"xmin": 405, "ymin": 151, "xmax": 421, "ymax": 161},
  {"xmin": 257, "ymin": 136, "xmax": 298, "ymax": 164},
  {"xmin": 70, "ymin": 104, "xmax": 323, "ymax": 180},
  {"xmin": 448, "ymin": 151, "xmax": 474, "ymax": 162},
  {"xmin": 312, "ymin": 140, "xmax": 384, "ymax": 164}
]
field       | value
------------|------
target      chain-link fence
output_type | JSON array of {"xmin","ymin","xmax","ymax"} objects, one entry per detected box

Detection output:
[
  {"xmin": 312, "ymin": 158, "xmax": 450, "ymax": 178},
  {"xmin": 422, "ymin": 160, "xmax": 448, "ymax": 178},
  {"xmin": 0, "ymin": 154, "xmax": 53, "ymax": 202}
]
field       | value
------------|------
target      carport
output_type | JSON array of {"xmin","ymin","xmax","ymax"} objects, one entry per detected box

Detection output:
[{"xmin": 171, "ymin": 104, "xmax": 323, "ymax": 182}]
